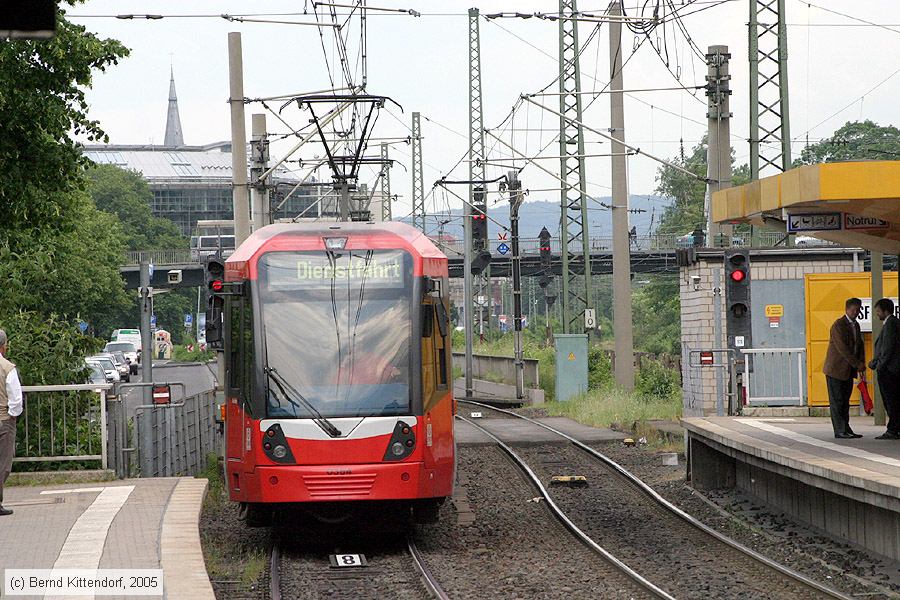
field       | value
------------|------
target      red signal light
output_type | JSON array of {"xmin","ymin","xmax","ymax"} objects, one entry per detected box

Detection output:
[
  {"xmin": 729, "ymin": 269, "xmax": 746, "ymax": 283},
  {"xmin": 211, "ymin": 280, "xmax": 224, "ymax": 292}
]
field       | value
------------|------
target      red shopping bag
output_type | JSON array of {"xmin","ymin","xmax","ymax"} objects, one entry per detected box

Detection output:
[{"xmin": 858, "ymin": 379, "xmax": 874, "ymax": 416}]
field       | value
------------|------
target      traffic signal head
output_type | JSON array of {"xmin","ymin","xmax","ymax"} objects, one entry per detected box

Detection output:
[
  {"xmin": 472, "ymin": 205, "xmax": 488, "ymax": 246},
  {"xmin": 724, "ymin": 249, "xmax": 751, "ymax": 367},
  {"xmin": 205, "ymin": 257, "xmax": 225, "ymax": 292},
  {"xmin": 539, "ymin": 226, "xmax": 552, "ymax": 267}
]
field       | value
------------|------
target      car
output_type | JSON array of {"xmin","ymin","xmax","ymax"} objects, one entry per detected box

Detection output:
[
  {"xmin": 93, "ymin": 353, "xmax": 127, "ymax": 383},
  {"xmin": 89, "ymin": 357, "xmax": 119, "ymax": 383},
  {"xmin": 104, "ymin": 341, "xmax": 138, "ymax": 374},
  {"xmin": 109, "ymin": 351, "xmax": 132, "ymax": 383},
  {"xmin": 85, "ymin": 362, "xmax": 106, "ymax": 385}
]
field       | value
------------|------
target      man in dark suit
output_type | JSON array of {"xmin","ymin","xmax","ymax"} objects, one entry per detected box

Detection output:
[
  {"xmin": 868, "ymin": 298, "xmax": 900, "ymax": 439},
  {"xmin": 823, "ymin": 297, "xmax": 866, "ymax": 439}
]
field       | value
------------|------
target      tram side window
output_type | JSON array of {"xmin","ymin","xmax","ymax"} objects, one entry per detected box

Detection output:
[
  {"xmin": 226, "ymin": 295, "xmax": 255, "ymax": 410},
  {"xmin": 434, "ymin": 300, "xmax": 450, "ymax": 389}
]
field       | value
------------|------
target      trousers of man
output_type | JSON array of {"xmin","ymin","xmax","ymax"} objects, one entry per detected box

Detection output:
[
  {"xmin": 877, "ymin": 370, "xmax": 900, "ymax": 434},
  {"xmin": 826, "ymin": 375, "xmax": 854, "ymax": 436},
  {"xmin": 0, "ymin": 417, "xmax": 15, "ymax": 504}
]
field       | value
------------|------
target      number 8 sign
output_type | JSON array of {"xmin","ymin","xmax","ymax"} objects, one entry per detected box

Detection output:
[{"xmin": 330, "ymin": 553, "xmax": 368, "ymax": 568}]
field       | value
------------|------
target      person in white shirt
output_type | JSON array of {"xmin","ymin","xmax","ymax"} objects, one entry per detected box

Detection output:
[{"xmin": 0, "ymin": 329, "xmax": 23, "ymax": 516}]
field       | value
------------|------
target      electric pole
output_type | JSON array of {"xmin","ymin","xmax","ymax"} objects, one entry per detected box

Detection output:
[
  {"xmin": 380, "ymin": 142, "xmax": 392, "ymax": 221},
  {"xmin": 228, "ymin": 32, "xmax": 250, "ymax": 244},
  {"xmin": 509, "ymin": 171, "xmax": 525, "ymax": 400},
  {"xmin": 609, "ymin": 0, "xmax": 635, "ymax": 390},
  {"xmin": 706, "ymin": 46, "xmax": 733, "ymax": 243},
  {"xmin": 558, "ymin": 0, "xmax": 594, "ymax": 334},
  {"xmin": 250, "ymin": 113, "xmax": 270, "ymax": 231},
  {"xmin": 411, "ymin": 112, "xmax": 425, "ymax": 230}
]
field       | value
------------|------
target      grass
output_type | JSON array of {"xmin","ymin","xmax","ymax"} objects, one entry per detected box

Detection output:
[
  {"xmin": 198, "ymin": 453, "xmax": 224, "ymax": 508},
  {"xmin": 542, "ymin": 386, "xmax": 684, "ymax": 452},
  {"xmin": 7, "ymin": 469, "xmax": 116, "ymax": 487}
]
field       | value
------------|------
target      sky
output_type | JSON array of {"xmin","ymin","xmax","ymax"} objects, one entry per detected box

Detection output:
[{"xmin": 70, "ymin": 1, "xmax": 900, "ymax": 236}]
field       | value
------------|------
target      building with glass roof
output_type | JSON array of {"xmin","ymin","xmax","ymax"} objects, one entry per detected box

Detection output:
[{"xmin": 82, "ymin": 70, "xmax": 335, "ymax": 235}]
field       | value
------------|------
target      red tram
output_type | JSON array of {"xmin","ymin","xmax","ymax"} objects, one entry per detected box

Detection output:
[{"xmin": 210, "ymin": 222, "xmax": 455, "ymax": 525}]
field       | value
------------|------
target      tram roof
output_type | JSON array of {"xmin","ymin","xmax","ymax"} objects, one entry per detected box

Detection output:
[{"xmin": 226, "ymin": 221, "xmax": 446, "ymax": 279}]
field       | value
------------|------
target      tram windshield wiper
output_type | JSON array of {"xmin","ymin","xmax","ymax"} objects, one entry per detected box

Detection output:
[{"xmin": 265, "ymin": 367, "xmax": 342, "ymax": 438}]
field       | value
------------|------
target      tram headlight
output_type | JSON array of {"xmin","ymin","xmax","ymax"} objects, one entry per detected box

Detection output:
[
  {"xmin": 272, "ymin": 444, "xmax": 288, "ymax": 459},
  {"xmin": 391, "ymin": 442, "xmax": 405, "ymax": 457}
]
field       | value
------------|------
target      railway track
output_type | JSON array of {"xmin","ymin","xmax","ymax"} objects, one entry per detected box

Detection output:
[
  {"xmin": 269, "ymin": 532, "xmax": 448, "ymax": 600},
  {"xmin": 459, "ymin": 400, "xmax": 853, "ymax": 600}
]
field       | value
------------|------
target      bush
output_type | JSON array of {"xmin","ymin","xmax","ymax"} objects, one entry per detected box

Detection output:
[
  {"xmin": 588, "ymin": 346, "xmax": 613, "ymax": 390},
  {"xmin": 635, "ymin": 359, "xmax": 681, "ymax": 400}
]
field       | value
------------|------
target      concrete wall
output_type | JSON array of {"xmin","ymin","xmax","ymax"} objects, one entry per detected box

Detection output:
[
  {"xmin": 680, "ymin": 249, "xmax": 861, "ymax": 417},
  {"xmin": 451, "ymin": 352, "xmax": 540, "ymax": 389}
]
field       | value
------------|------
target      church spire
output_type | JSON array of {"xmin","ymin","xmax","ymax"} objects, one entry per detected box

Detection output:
[{"xmin": 164, "ymin": 66, "xmax": 184, "ymax": 147}]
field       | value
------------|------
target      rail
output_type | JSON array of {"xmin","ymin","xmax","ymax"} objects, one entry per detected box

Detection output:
[
  {"xmin": 14, "ymin": 383, "xmax": 113, "ymax": 469},
  {"xmin": 122, "ymin": 231, "xmax": 838, "ymax": 266},
  {"xmin": 460, "ymin": 400, "xmax": 852, "ymax": 600},
  {"xmin": 741, "ymin": 347, "xmax": 807, "ymax": 406}
]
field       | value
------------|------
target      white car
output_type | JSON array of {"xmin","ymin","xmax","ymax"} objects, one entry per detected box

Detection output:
[
  {"xmin": 104, "ymin": 341, "xmax": 139, "ymax": 374},
  {"xmin": 90, "ymin": 357, "xmax": 120, "ymax": 383}
]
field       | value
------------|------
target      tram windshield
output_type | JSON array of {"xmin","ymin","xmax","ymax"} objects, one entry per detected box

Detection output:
[{"xmin": 258, "ymin": 249, "xmax": 412, "ymax": 419}]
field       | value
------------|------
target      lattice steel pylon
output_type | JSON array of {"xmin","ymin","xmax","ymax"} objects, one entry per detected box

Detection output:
[
  {"xmin": 749, "ymin": 0, "xmax": 791, "ymax": 178},
  {"xmin": 469, "ymin": 8, "xmax": 489, "ymax": 339},
  {"xmin": 558, "ymin": 0, "xmax": 593, "ymax": 334},
  {"xmin": 380, "ymin": 142, "xmax": 392, "ymax": 221},
  {"xmin": 411, "ymin": 112, "xmax": 425, "ymax": 229}
]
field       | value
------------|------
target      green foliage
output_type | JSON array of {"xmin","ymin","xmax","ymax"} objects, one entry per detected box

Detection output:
[
  {"xmin": 0, "ymin": 5, "xmax": 130, "ymax": 385},
  {"xmin": 173, "ymin": 338, "xmax": 215, "ymax": 363},
  {"xmin": 635, "ymin": 359, "xmax": 681, "ymax": 400},
  {"xmin": 86, "ymin": 165, "xmax": 188, "ymax": 251},
  {"xmin": 795, "ymin": 120, "xmax": 900, "ymax": 165},
  {"xmin": 654, "ymin": 136, "xmax": 751, "ymax": 235},
  {"xmin": 587, "ymin": 346, "xmax": 613, "ymax": 390},
  {"xmin": 632, "ymin": 277, "xmax": 681, "ymax": 354},
  {"xmin": 0, "ymin": 312, "xmax": 102, "ymax": 385}
]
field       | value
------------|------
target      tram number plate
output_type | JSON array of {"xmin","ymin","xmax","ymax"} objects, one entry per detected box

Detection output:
[
  {"xmin": 469, "ymin": 411, "xmax": 483, "ymax": 418},
  {"xmin": 330, "ymin": 554, "xmax": 368, "ymax": 568}
]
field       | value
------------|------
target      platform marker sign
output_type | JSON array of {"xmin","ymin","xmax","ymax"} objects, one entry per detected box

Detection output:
[
  {"xmin": 497, "ymin": 242, "xmax": 509, "ymax": 255},
  {"xmin": 330, "ymin": 554, "xmax": 367, "ymax": 568}
]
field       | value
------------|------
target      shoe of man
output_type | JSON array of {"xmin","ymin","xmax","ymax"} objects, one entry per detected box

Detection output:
[
  {"xmin": 835, "ymin": 432, "xmax": 856, "ymax": 439},
  {"xmin": 0, "ymin": 506, "xmax": 12, "ymax": 516},
  {"xmin": 875, "ymin": 432, "xmax": 900, "ymax": 440},
  {"xmin": 848, "ymin": 432, "xmax": 863, "ymax": 438}
]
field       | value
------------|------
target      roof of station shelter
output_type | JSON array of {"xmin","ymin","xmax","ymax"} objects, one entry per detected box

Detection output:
[{"xmin": 712, "ymin": 161, "xmax": 900, "ymax": 254}]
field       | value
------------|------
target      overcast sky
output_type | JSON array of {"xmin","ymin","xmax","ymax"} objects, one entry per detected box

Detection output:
[{"xmin": 71, "ymin": 1, "xmax": 900, "ymax": 235}]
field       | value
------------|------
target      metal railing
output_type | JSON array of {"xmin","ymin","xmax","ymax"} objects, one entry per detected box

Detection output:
[
  {"xmin": 14, "ymin": 384, "xmax": 113, "ymax": 469},
  {"xmin": 741, "ymin": 348, "xmax": 807, "ymax": 406},
  {"xmin": 123, "ymin": 231, "xmax": 838, "ymax": 266}
]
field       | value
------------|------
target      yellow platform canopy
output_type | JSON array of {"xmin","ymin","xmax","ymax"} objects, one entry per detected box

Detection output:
[{"xmin": 712, "ymin": 161, "xmax": 900, "ymax": 254}]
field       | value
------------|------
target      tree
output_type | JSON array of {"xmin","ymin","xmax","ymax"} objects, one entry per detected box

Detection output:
[
  {"xmin": 653, "ymin": 136, "xmax": 750, "ymax": 235},
  {"xmin": 86, "ymin": 165, "xmax": 188, "ymax": 251},
  {"xmin": 795, "ymin": 120, "xmax": 900, "ymax": 165},
  {"xmin": 0, "ymin": 4, "xmax": 129, "ymax": 383}
]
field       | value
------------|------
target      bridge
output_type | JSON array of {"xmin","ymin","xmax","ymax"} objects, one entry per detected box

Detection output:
[{"xmin": 118, "ymin": 231, "xmax": 829, "ymax": 288}]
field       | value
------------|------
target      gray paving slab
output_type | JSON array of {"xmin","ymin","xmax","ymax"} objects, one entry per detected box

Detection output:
[{"xmin": 457, "ymin": 415, "xmax": 625, "ymax": 446}]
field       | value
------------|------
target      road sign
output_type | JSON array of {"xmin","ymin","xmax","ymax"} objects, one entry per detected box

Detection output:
[
  {"xmin": 184, "ymin": 313, "xmax": 193, "ymax": 326},
  {"xmin": 497, "ymin": 242, "xmax": 509, "ymax": 255},
  {"xmin": 148, "ymin": 263, "xmax": 155, "ymax": 279},
  {"xmin": 699, "ymin": 351, "xmax": 714, "ymax": 366},
  {"xmin": 78, "ymin": 321, "xmax": 88, "ymax": 333},
  {"xmin": 150, "ymin": 314, "xmax": 157, "ymax": 329},
  {"xmin": 786, "ymin": 213, "xmax": 842, "ymax": 232},
  {"xmin": 844, "ymin": 214, "xmax": 889, "ymax": 230},
  {"xmin": 584, "ymin": 308, "xmax": 596, "ymax": 329}
]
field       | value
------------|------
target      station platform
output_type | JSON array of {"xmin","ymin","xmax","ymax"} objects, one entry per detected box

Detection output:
[
  {"xmin": 683, "ymin": 416, "xmax": 900, "ymax": 562},
  {"xmin": 455, "ymin": 412, "xmax": 626, "ymax": 446},
  {"xmin": 0, "ymin": 477, "xmax": 214, "ymax": 599}
]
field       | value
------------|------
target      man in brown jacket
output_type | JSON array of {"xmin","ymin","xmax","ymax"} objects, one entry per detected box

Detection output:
[{"xmin": 823, "ymin": 298, "xmax": 866, "ymax": 439}]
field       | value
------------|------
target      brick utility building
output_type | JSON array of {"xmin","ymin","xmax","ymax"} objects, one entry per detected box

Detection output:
[
  {"xmin": 83, "ymin": 70, "xmax": 335, "ymax": 235},
  {"xmin": 679, "ymin": 247, "xmax": 864, "ymax": 417}
]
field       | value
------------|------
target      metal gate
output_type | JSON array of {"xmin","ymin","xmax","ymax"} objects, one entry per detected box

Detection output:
[
  {"xmin": 741, "ymin": 348, "xmax": 806, "ymax": 406},
  {"xmin": 125, "ymin": 390, "xmax": 219, "ymax": 478}
]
